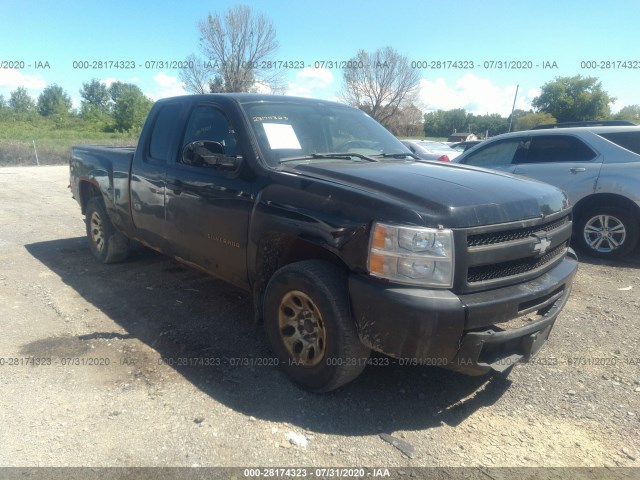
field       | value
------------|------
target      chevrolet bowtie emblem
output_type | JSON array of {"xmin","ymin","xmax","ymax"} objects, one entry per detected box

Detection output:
[{"xmin": 533, "ymin": 237, "xmax": 552, "ymax": 255}]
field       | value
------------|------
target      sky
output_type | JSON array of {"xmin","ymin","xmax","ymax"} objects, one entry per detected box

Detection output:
[{"xmin": 1, "ymin": 0, "xmax": 639, "ymax": 116}]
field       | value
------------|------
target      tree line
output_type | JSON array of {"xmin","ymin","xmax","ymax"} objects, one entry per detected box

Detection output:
[
  {"xmin": 422, "ymin": 78, "xmax": 640, "ymax": 138},
  {"xmin": 1, "ymin": 4, "xmax": 639, "ymax": 139},
  {"xmin": 0, "ymin": 80, "xmax": 153, "ymax": 133}
]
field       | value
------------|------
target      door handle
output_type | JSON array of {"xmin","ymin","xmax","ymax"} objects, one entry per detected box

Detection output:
[{"xmin": 570, "ymin": 167, "xmax": 586, "ymax": 174}]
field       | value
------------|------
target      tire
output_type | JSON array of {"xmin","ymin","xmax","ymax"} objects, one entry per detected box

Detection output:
[
  {"xmin": 263, "ymin": 260, "xmax": 370, "ymax": 392},
  {"xmin": 85, "ymin": 197, "xmax": 130, "ymax": 263},
  {"xmin": 575, "ymin": 206, "xmax": 639, "ymax": 259}
]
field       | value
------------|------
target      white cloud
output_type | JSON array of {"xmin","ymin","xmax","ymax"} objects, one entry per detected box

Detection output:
[
  {"xmin": 100, "ymin": 77, "xmax": 118, "ymax": 88},
  {"xmin": 612, "ymin": 99, "xmax": 625, "ymax": 113},
  {"xmin": 146, "ymin": 72, "xmax": 186, "ymax": 100},
  {"xmin": 153, "ymin": 72, "xmax": 177, "ymax": 88},
  {"xmin": 418, "ymin": 74, "xmax": 537, "ymax": 116},
  {"xmin": 0, "ymin": 70, "xmax": 46, "ymax": 96},
  {"xmin": 99, "ymin": 76, "xmax": 141, "ymax": 88},
  {"xmin": 253, "ymin": 81, "xmax": 274, "ymax": 94},
  {"xmin": 526, "ymin": 87, "xmax": 541, "ymax": 101},
  {"xmin": 286, "ymin": 67, "xmax": 335, "ymax": 98},
  {"xmin": 297, "ymin": 67, "xmax": 333, "ymax": 86},
  {"xmin": 611, "ymin": 94, "xmax": 639, "ymax": 114},
  {"xmin": 99, "ymin": 75, "xmax": 185, "ymax": 101}
]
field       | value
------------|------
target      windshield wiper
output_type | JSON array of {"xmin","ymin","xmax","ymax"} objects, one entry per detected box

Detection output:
[
  {"xmin": 375, "ymin": 152, "xmax": 417, "ymax": 159},
  {"xmin": 279, "ymin": 152, "xmax": 379, "ymax": 164}
]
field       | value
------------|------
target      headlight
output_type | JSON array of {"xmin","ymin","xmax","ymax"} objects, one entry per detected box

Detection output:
[{"xmin": 368, "ymin": 223, "xmax": 454, "ymax": 287}]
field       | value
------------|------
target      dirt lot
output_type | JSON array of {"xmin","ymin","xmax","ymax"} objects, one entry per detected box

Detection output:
[{"xmin": 0, "ymin": 166, "xmax": 638, "ymax": 471}]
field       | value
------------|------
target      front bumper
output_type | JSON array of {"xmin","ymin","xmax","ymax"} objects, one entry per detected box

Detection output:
[{"xmin": 348, "ymin": 249, "xmax": 578, "ymax": 375}]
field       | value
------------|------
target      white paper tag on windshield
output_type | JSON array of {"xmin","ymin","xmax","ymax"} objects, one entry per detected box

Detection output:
[{"xmin": 263, "ymin": 123, "xmax": 302, "ymax": 150}]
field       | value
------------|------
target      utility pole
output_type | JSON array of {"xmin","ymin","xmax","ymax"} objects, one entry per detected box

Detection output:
[{"xmin": 507, "ymin": 84, "xmax": 519, "ymax": 132}]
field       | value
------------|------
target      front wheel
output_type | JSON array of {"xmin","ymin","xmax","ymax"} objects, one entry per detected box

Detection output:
[
  {"xmin": 263, "ymin": 260, "xmax": 370, "ymax": 392},
  {"xmin": 85, "ymin": 197, "xmax": 130, "ymax": 263},
  {"xmin": 575, "ymin": 206, "xmax": 639, "ymax": 259}
]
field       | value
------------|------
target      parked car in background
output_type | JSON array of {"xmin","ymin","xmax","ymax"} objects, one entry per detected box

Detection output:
[
  {"xmin": 400, "ymin": 139, "xmax": 461, "ymax": 162},
  {"xmin": 447, "ymin": 133, "xmax": 478, "ymax": 143},
  {"xmin": 454, "ymin": 126, "xmax": 640, "ymax": 258},
  {"xmin": 450, "ymin": 140, "xmax": 483, "ymax": 152}
]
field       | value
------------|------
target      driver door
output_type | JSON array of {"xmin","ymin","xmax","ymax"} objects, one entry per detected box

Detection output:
[{"xmin": 165, "ymin": 104, "xmax": 254, "ymax": 289}]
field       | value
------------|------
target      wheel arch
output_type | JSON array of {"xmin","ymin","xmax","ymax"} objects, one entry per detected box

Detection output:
[
  {"xmin": 251, "ymin": 233, "xmax": 349, "ymax": 324},
  {"xmin": 572, "ymin": 193, "xmax": 640, "ymax": 223},
  {"xmin": 78, "ymin": 180, "xmax": 102, "ymax": 215},
  {"xmin": 572, "ymin": 193, "xmax": 640, "ymax": 257}
]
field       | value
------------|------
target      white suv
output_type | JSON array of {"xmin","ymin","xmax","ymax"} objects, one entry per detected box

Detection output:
[{"xmin": 454, "ymin": 126, "xmax": 640, "ymax": 258}]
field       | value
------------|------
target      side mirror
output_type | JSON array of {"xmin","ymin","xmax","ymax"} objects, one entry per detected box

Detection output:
[{"xmin": 182, "ymin": 141, "xmax": 241, "ymax": 170}]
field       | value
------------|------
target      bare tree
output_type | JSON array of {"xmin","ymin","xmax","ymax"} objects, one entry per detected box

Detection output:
[
  {"xmin": 341, "ymin": 47, "xmax": 420, "ymax": 127},
  {"xmin": 179, "ymin": 54, "xmax": 211, "ymax": 95},
  {"xmin": 180, "ymin": 5, "xmax": 284, "ymax": 94},
  {"xmin": 387, "ymin": 103, "xmax": 424, "ymax": 137}
]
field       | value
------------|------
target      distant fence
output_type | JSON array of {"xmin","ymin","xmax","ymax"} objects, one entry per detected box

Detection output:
[
  {"xmin": 0, "ymin": 139, "xmax": 136, "ymax": 166},
  {"xmin": 0, "ymin": 141, "xmax": 52, "ymax": 166}
]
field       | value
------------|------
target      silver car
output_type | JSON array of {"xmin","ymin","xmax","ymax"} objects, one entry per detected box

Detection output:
[
  {"xmin": 454, "ymin": 126, "xmax": 640, "ymax": 258},
  {"xmin": 400, "ymin": 139, "xmax": 461, "ymax": 162}
]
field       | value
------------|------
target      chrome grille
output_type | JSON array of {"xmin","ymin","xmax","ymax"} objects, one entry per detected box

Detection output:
[
  {"xmin": 467, "ymin": 242, "xmax": 567, "ymax": 283},
  {"xmin": 467, "ymin": 216, "xmax": 570, "ymax": 247},
  {"xmin": 456, "ymin": 211, "xmax": 573, "ymax": 293}
]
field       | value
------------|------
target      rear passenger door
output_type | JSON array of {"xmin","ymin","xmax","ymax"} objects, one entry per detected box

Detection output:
[
  {"xmin": 130, "ymin": 101, "xmax": 184, "ymax": 253},
  {"xmin": 512, "ymin": 134, "xmax": 602, "ymax": 205}
]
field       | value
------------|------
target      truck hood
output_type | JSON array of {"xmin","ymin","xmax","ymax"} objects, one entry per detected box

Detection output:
[{"xmin": 289, "ymin": 161, "xmax": 569, "ymax": 228}]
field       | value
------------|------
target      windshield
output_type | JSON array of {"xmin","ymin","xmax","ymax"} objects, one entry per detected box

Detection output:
[{"xmin": 241, "ymin": 100, "xmax": 412, "ymax": 166}]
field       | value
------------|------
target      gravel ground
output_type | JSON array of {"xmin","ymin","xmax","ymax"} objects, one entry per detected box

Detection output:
[{"xmin": 0, "ymin": 166, "xmax": 638, "ymax": 471}]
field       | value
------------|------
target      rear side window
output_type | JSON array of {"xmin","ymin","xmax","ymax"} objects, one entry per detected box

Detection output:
[
  {"xmin": 598, "ymin": 131, "xmax": 640, "ymax": 155},
  {"xmin": 461, "ymin": 138, "xmax": 524, "ymax": 167},
  {"xmin": 523, "ymin": 135, "xmax": 596, "ymax": 163},
  {"xmin": 149, "ymin": 103, "xmax": 182, "ymax": 162}
]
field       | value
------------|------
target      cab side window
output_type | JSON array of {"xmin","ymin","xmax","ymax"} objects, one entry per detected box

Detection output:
[
  {"xmin": 181, "ymin": 106, "xmax": 238, "ymax": 161},
  {"xmin": 148, "ymin": 103, "xmax": 182, "ymax": 163}
]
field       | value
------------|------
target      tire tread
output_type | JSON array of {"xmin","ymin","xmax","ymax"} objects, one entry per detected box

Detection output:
[
  {"xmin": 85, "ymin": 197, "xmax": 130, "ymax": 264},
  {"xmin": 263, "ymin": 260, "xmax": 370, "ymax": 392}
]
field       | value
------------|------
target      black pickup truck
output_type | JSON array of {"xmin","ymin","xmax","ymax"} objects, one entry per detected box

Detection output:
[{"xmin": 70, "ymin": 94, "xmax": 578, "ymax": 392}]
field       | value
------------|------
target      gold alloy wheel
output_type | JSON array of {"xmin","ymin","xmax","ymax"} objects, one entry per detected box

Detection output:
[
  {"xmin": 89, "ymin": 211, "xmax": 105, "ymax": 252},
  {"xmin": 278, "ymin": 290, "xmax": 327, "ymax": 367}
]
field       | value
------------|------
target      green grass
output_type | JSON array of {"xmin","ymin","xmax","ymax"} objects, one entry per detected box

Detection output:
[{"xmin": 0, "ymin": 117, "xmax": 137, "ymax": 166}]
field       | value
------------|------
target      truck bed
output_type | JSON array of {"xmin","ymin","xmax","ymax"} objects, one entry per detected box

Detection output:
[{"xmin": 70, "ymin": 145, "xmax": 137, "ymax": 231}]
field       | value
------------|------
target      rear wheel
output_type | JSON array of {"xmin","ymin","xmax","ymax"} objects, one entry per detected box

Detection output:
[
  {"xmin": 85, "ymin": 197, "xmax": 130, "ymax": 263},
  {"xmin": 263, "ymin": 260, "xmax": 370, "ymax": 392},
  {"xmin": 575, "ymin": 206, "xmax": 639, "ymax": 259}
]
